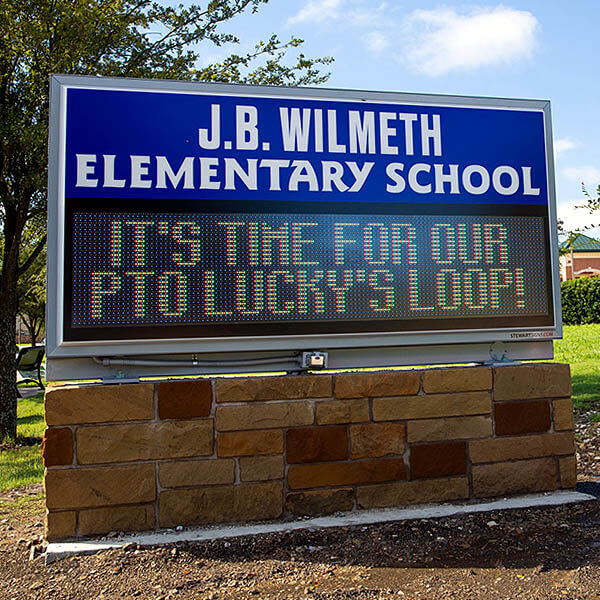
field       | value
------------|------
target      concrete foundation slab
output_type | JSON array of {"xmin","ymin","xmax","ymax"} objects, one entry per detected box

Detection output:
[{"xmin": 45, "ymin": 489, "xmax": 595, "ymax": 564}]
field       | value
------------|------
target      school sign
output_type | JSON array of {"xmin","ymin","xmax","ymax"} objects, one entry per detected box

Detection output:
[{"xmin": 46, "ymin": 76, "xmax": 561, "ymax": 379}]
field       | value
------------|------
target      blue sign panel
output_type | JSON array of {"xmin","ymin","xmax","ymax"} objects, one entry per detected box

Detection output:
[
  {"xmin": 52, "ymin": 79, "xmax": 557, "ymax": 350},
  {"xmin": 65, "ymin": 88, "xmax": 548, "ymax": 205}
]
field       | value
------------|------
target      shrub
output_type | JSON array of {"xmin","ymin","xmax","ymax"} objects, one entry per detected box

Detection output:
[{"xmin": 561, "ymin": 277, "xmax": 600, "ymax": 324}]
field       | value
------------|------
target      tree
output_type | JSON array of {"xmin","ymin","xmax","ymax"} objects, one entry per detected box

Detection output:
[
  {"xmin": 0, "ymin": 217, "xmax": 47, "ymax": 345},
  {"xmin": 581, "ymin": 183, "xmax": 600, "ymax": 215},
  {"xmin": 0, "ymin": 0, "xmax": 333, "ymax": 441},
  {"xmin": 18, "ymin": 220, "xmax": 46, "ymax": 346},
  {"xmin": 558, "ymin": 182, "xmax": 600, "ymax": 248}
]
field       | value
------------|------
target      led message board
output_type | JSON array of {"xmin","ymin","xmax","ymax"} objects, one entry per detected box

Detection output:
[{"xmin": 47, "ymin": 76, "xmax": 561, "ymax": 378}]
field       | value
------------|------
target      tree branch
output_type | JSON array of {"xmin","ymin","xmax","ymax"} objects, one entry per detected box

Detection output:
[{"xmin": 17, "ymin": 234, "xmax": 46, "ymax": 276}]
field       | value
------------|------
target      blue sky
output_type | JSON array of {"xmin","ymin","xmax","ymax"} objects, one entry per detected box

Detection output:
[{"xmin": 193, "ymin": 0, "xmax": 600, "ymax": 235}]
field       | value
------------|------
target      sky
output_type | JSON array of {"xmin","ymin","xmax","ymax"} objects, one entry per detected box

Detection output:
[{"xmin": 191, "ymin": 0, "xmax": 600, "ymax": 237}]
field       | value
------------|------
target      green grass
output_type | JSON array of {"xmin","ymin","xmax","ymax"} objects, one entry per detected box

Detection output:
[
  {"xmin": 553, "ymin": 324, "xmax": 600, "ymax": 416},
  {"xmin": 0, "ymin": 445, "xmax": 43, "ymax": 491},
  {"xmin": 0, "ymin": 391, "xmax": 45, "ymax": 491},
  {"xmin": 15, "ymin": 392, "xmax": 45, "ymax": 438}
]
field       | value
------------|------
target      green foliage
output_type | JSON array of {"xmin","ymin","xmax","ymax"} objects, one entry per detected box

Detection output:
[
  {"xmin": 558, "ymin": 183, "xmax": 599, "ymax": 248},
  {"xmin": 0, "ymin": 0, "xmax": 332, "ymax": 210},
  {"xmin": 1, "ymin": 0, "xmax": 333, "ymax": 246},
  {"xmin": 581, "ymin": 182, "xmax": 600, "ymax": 214},
  {"xmin": 198, "ymin": 34, "xmax": 332, "ymax": 85},
  {"xmin": 561, "ymin": 277, "xmax": 600, "ymax": 325},
  {"xmin": 17, "ymin": 220, "xmax": 46, "ymax": 344}
]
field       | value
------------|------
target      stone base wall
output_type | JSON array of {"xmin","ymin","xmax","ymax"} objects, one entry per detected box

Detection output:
[{"xmin": 43, "ymin": 363, "xmax": 576, "ymax": 541}]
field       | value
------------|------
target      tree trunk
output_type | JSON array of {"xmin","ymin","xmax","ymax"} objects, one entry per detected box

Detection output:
[
  {"xmin": 30, "ymin": 321, "xmax": 38, "ymax": 346},
  {"xmin": 20, "ymin": 313, "xmax": 41, "ymax": 346},
  {"xmin": 27, "ymin": 320, "xmax": 37, "ymax": 346},
  {"xmin": 0, "ymin": 211, "xmax": 22, "ymax": 441},
  {"xmin": 0, "ymin": 292, "xmax": 18, "ymax": 441}
]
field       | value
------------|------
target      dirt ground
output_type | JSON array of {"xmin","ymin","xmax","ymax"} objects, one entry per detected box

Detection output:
[{"xmin": 1, "ymin": 419, "xmax": 599, "ymax": 600}]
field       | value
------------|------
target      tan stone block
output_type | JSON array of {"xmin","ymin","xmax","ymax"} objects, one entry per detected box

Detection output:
[
  {"xmin": 160, "ymin": 486, "xmax": 230, "ymax": 527},
  {"xmin": 559, "ymin": 456, "xmax": 577, "ymax": 488},
  {"xmin": 316, "ymin": 399, "xmax": 369, "ymax": 425},
  {"xmin": 159, "ymin": 459, "xmax": 235, "ymax": 488},
  {"xmin": 217, "ymin": 430, "xmax": 283, "ymax": 457},
  {"xmin": 334, "ymin": 371, "xmax": 420, "ymax": 399},
  {"xmin": 46, "ymin": 464, "xmax": 156, "ymax": 509},
  {"xmin": 472, "ymin": 458, "xmax": 558, "ymax": 497},
  {"xmin": 469, "ymin": 432, "xmax": 575, "ymax": 463},
  {"xmin": 407, "ymin": 416, "xmax": 492, "ymax": 443},
  {"xmin": 240, "ymin": 456, "xmax": 284, "ymax": 481},
  {"xmin": 79, "ymin": 505, "xmax": 155, "ymax": 536},
  {"xmin": 159, "ymin": 482, "xmax": 282, "ymax": 527},
  {"xmin": 232, "ymin": 481, "xmax": 283, "ymax": 523},
  {"xmin": 288, "ymin": 459, "xmax": 406, "ymax": 489},
  {"xmin": 373, "ymin": 392, "xmax": 491, "ymax": 421},
  {"xmin": 357, "ymin": 477, "xmax": 469, "ymax": 509},
  {"xmin": 553, "ymin": 398, "xmax": 575, "ymax": 431},
  {"xmin": 423, "ymin": 367, "xmax": 492, "ymax": 393},
  {"xmin": 45, "ymin": 511, "xmax": 76, "ymax": 541},
  {"xmin": 215, "ymin": 375, "xmax": 331, "ymax": 402},
  {"xmin": 215, "ymin": 402, "xmax": 313, "ymax": 431},
  {"xmin": 77, "ymin": 420, "xmax": 213, "ymax": 464},
  {"xmin": 350, "ymin": 423, "xmax": 405, "ymax": 458},
  {"xmin": 494, "ymin": 363, "xmax": 571, "ymax": 401},
  {"xmin": 286, "ymin": 488, "xmax": 354, "ymax": 516},
  {"xmin": 45, "ymin": 384, "xmax": 154, "ymax": 425}
]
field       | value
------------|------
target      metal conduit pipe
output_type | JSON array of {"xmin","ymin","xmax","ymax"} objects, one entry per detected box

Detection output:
[{"xmin": 92, "ymin": 355, "xmax": 301, "ymax": 368}]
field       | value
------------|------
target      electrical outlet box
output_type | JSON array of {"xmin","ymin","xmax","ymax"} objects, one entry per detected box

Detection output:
[{"xmin": 301, "ymin": 351, "xmax": 328, "ymax": 370}]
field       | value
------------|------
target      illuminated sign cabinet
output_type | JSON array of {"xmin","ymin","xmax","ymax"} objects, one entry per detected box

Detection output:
[{"xmin": 47, "ymin": 76, "xmax": 561, "ymax": 379}]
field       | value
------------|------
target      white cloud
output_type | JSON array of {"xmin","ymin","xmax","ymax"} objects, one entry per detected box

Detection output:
[
  {"xmin": 287, "ymin": 0, "xmax": 344, "ymax": 25},
  {"xmin": 288, "ymin": 0, "xmax": 387, "ymax": 28},
  {"xmin": 563, "ymin": 166, "xmax": 600, "ymax": 186},
  {"xmin": 554, "ymin": 138, "xmax": 577, "ymax": 157},
  {"xmin": 347, "ymin": 3, "xmax": 387, "ymax": 27},
  {"xmin": 402, "ymin": 6, "xmax": 540, "ymax": 76},
  {"xmin": 363, "ymin": 31, "xmax": 390, "ymax": 54}
]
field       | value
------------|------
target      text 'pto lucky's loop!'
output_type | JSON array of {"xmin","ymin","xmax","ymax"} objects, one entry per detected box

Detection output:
[{"xmin": 71, "ymin": 212, "xmax": 548, "ymax": 327}]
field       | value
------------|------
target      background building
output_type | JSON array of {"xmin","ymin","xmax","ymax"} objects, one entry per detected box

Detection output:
[{"xmin": 559, "ymin": 233, "xmax": 600, "ymax": 280}]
